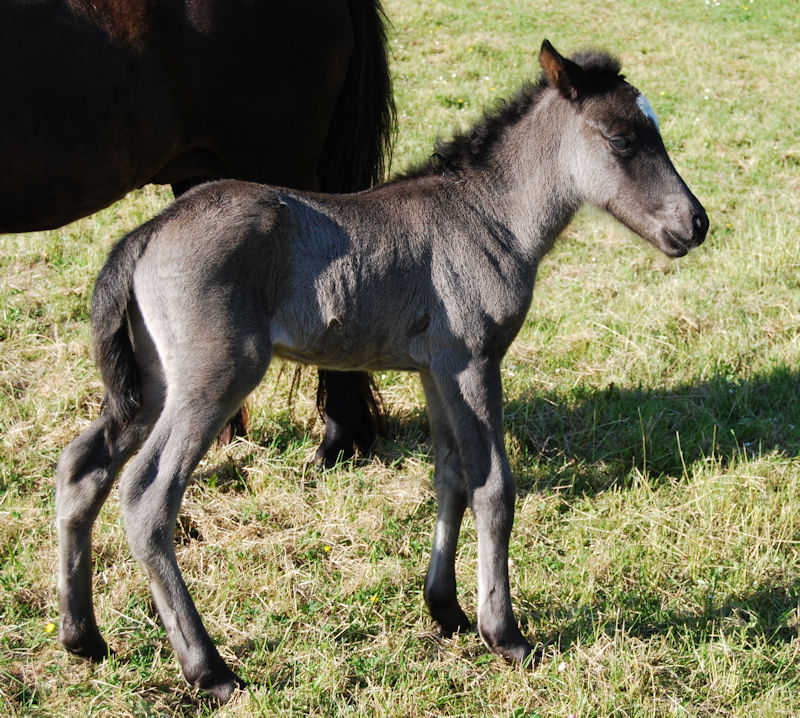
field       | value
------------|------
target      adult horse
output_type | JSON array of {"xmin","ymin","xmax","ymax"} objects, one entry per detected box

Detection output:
[{"xmin": 0, "ymin": 0, "xmax": 394, "ymax": 465}]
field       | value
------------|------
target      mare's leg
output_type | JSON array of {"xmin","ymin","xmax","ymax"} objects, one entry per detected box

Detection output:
[
  {"xmin": 420, "ymin": 372, "xmax": 470, "ymax": 635},
  {"xmin": 117, "ymin": 341, "xmax": 271, "ymax": 702},
  {"xmin": 430, "ymin": 357, "xmax": 533, "ymax": 663},
  {"xmin": 315, "ymin": 370, "xmax": 377, "ymax": 468}
]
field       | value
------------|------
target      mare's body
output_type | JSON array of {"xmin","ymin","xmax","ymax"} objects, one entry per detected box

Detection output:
[{"xmin": 0, "ymin": 0, "xmax": 395, "ymax": 460}]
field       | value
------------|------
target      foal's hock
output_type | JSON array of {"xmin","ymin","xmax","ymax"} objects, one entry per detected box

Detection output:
[{"xmin": 56, "ymin": 40, "xmax": 708, "ymax": 702}]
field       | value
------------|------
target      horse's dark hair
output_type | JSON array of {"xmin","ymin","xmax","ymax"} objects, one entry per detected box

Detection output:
[
  {"xmin": 317, "ymin": 0, "xmax": 396, "ymax": 192},
  {"xmin": 312, "ymin": 0, "xmax": 396, "ymax": 454},
  {"xmin": 404, "ymin": 49, "xmax": 623, "ymax": 179}
]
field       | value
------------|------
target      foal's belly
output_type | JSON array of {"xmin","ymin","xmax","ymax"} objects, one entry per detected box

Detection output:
[{"xmin": 270, "ymin": 320, "xmax": 426, "ymax": 373}]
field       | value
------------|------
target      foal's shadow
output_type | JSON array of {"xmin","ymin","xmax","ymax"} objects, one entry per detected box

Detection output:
[
  {"xmin": 387, "ymin": 366, "xmax": 800, "ymax": 655},
  {"xmin": 382, "ymin": 365, "xmax": 800, "ymax": 493},
  {"xmin": 497, "ymin": 365, "xmax": 800, "ymax": 655},
  {"xmin": 203, "ymin": 365, "xmax": 800, "ymax": 494},
  {"xmin": 500, "ymin": 365, "xmax": 800, "ymax": 495},
  {"xmin": 195, "ymin": 367, "xmax": 800, "ymax": 662},
  {"xmin": 524, "ymin": 580, "xmax": 800, "ymax": 657}
]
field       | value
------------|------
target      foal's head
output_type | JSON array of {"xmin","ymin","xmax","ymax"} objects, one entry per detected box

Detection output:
[{"xmin": 540, "ymin": 40, "xmax": 708, "ymax": 257}]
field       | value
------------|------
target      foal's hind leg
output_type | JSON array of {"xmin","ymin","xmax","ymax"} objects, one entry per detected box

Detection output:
[
  {"xmin": 55, "ymin": 413, "xmax": 153, "ymax": 660},
  {"xmin": 420, "ymin": 373, "xmax": 470, "ymax": 636},
  {"xmin": 117, "ymin": 350, "xmax": 270, "ymax": 702}
]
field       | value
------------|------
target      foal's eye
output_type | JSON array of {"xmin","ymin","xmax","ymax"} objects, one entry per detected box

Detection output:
[{"xmin": 608, "ymin": 135, "xmax": 634, "ymax": 153}]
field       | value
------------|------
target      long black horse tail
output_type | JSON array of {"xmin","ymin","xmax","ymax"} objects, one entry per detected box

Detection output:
[
  {"xmin": 91, "ymin": 220, "xmax": 156, "ymax": 443},
  {"xmin": 317, "ymin": 0, "xmax": 396, "ymax": 193}
]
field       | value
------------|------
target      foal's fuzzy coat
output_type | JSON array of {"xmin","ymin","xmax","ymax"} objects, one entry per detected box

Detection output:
[{"xmin": 56, "ymin": 41, "xmax": 708, "ymax": 701}]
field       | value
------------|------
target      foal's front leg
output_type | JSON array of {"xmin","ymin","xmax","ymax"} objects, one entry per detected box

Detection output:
[
  {"xmin": 430, "ymin": 357, "xmax": 533, "ymax": 663},
  {"xmin": 420, "ymin": 373, "xmax": 470, "ymax": 636}
]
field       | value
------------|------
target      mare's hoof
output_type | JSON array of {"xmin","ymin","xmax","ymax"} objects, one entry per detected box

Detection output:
[
  {"xmin": 314, "ymin": 438, "xmax": 356, "ymax": 470},
  {"xmin": 217, "ymin": 405, "xmax": 249, "ymax": 445}
]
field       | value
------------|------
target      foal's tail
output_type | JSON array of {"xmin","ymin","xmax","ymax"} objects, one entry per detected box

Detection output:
[
  {"xmin": 317, "ymin": 0, "xmax": 396, "ymax": 193},
  {"xmin": 91, "ymin": 220, "xmax": 157, "ymax": 442}
]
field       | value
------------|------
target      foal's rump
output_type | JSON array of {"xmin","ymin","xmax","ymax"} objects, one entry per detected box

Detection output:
[{"xmin": 93, "ymin": 181, "xmax": 288, "ymax": 436}]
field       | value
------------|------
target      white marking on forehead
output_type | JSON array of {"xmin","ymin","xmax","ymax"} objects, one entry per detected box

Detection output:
[{"xmin": 636, "ymin": 93, "xmax": 660, "ymax": 131}]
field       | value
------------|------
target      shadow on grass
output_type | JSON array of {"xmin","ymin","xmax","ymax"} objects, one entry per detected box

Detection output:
[
  {"xmin": 195, "ymin": 366, "xmax": 800, "ymax": 497},
  {"xmin": 502, "ymin": 365, "xmax": 800, "ymax": 494},
  {"xmin": 528, "ymin": 579, "xmax": 800, "ymax": 658}
]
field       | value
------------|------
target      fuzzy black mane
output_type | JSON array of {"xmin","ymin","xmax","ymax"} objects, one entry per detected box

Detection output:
[{"xmin": 399, "ymin": 50, "xmax": 622, "ymax": 179}]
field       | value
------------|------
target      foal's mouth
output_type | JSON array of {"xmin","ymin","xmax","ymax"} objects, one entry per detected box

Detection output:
[
  {"xmin": 660, "ymin": 229, "xmax": 692, "ymax": 257},
  {"xmin": 659, "ymin": 212, "xmax": 709, "ymax": 257}
]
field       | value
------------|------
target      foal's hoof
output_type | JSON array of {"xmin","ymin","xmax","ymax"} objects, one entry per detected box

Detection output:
[
  {"xmin": 203, "ymin": 674, "xmax": 245, "ymax": 704},
  {"xmin": 479, "ymin": 622, "xmax": 539, "ymax": 666},
  {"xmin": 432, "ymin": 607, "xmax": 472, "ymax": 638},
  {"xmin": 494, "ymin": 639, "xmax": 540, "ymax": 667},
  {"xmin": 510, "ymin": 642, "xmax": 542, "ymax": 668},
  {"xmin": 193, "ymin": 666, "xmax": 246, "ymax": 704},
  {"xmin": 61, "ymin": 629, "xmax": 113, "ymax": 663}
]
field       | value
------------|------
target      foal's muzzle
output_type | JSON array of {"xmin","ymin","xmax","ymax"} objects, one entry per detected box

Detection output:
[{"xmin": 659, "ymin": 198, "xmax": 709, "ymax": 257}]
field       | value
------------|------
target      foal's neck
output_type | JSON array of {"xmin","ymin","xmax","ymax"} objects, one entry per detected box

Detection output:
[{"xmin": 464, "ymin": 92, "xmax": 580, "ymax": 264}]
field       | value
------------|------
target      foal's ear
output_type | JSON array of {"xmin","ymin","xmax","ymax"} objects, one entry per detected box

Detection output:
[{"xmin": 539, "ymin": 39, "xmax": 585, "ymax": 100}]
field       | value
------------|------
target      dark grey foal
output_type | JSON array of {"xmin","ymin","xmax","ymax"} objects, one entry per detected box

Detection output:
[{"xmin": 56, "ymin": 41, "xmax": 708, "ymax": 701}]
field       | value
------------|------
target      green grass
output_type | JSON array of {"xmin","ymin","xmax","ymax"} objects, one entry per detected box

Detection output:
[{"xmin": 2, "ymin": 0, "xmax": 800, "ymax": 715}]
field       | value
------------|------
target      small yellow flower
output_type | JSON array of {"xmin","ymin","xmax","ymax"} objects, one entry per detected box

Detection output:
[
  {"xmin": 45, "ymin": 622, "xmax": 56, "ymax": 634},
  {"xmin": 323, "ymin": 545, "xmax": 331, "ymax": 553},
  {"xmin": 370, "ymin": 593, "xmax": 379, "ymax": 603}
]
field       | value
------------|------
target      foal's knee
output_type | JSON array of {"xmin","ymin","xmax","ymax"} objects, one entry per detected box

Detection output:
[{"xmin": 470, "ymin": 471, "xmax": 515, "ymax": 532}]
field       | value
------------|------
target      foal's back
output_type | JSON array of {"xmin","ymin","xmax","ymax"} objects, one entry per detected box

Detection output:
[{"xmin": 137, "ymin": 177, "xmax": 535, "ymax": 375}]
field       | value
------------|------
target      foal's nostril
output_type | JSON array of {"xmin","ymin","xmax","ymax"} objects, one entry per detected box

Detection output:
[{"xmin": 692, "ymin": 210, "xmax": 709, "ymax": 242}]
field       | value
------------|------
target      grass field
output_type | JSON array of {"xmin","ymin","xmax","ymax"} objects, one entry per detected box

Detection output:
[{"xmin": 2, "ymin": 0, "xmax": 800, "ymax": 715}]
